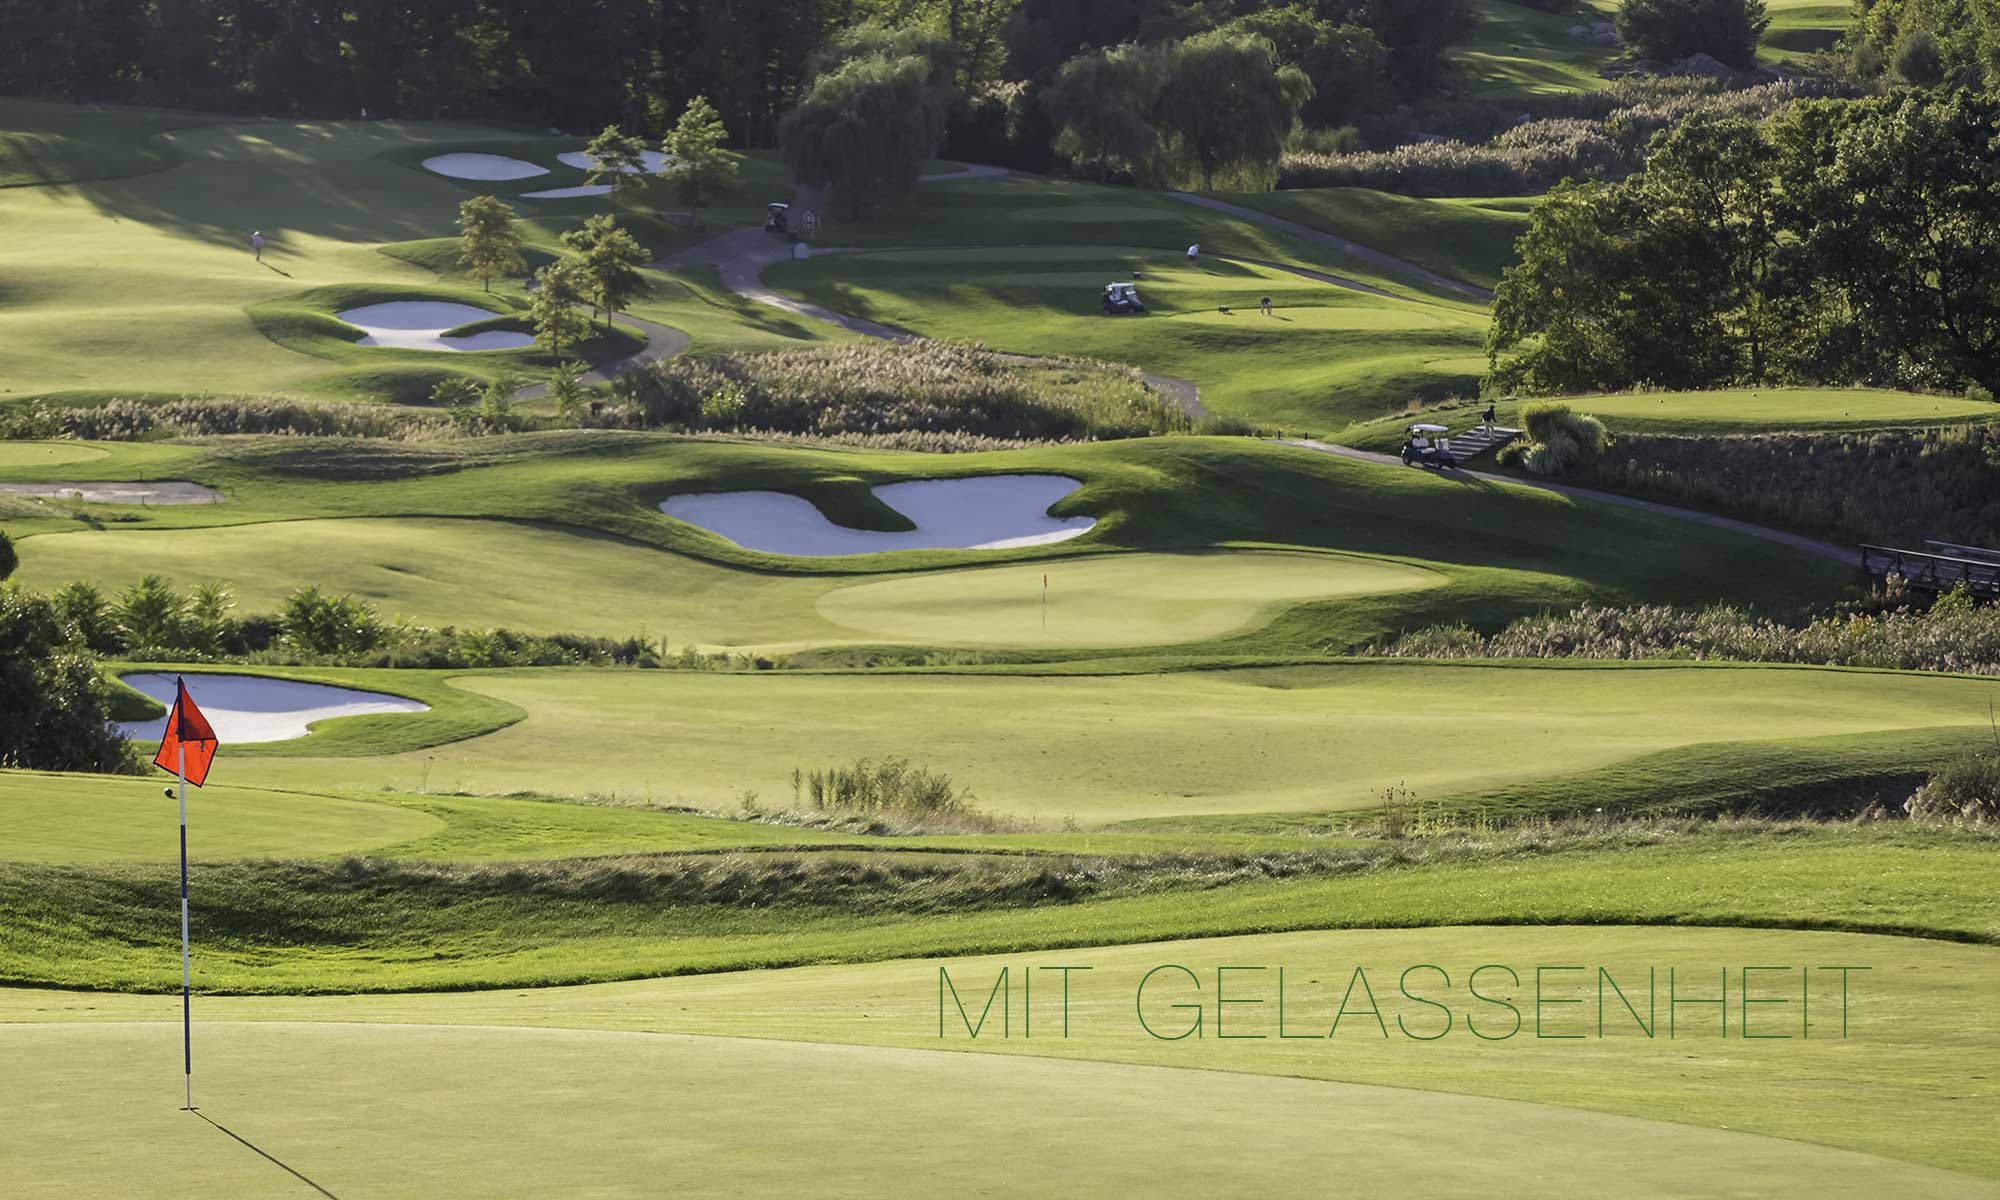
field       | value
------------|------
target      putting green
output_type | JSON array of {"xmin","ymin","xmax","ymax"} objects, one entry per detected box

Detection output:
[
  {"xmin": 0, "ymin": 441, "xmax": 110, "ymax": 468},
  {"xmin": 814, "ymin": 550, "xmax": 1442, "ymax": 648},
  {"xmin": 0, "ymin": 772, "xmax": 442, "ymax": 861},
  {"xmin": 226, "ymin": 662, "xmax": 2000, "ymax": 819},
  {"xmin": 7, "ymin": 926, "xmax": 1997, "ymax": 1190},
  {"xmin": 13, "ymin": 1021, "xmax": 1981, "ymax": 1199},
  {"xmin": 1569, "ymin": 388, "xmax": 2000, "ymax": 432}
]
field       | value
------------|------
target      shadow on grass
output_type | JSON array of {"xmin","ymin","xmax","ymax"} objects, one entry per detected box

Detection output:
[{"xmin": 196, "ymin": 1110, "xmax": 340, "ymax": 1199}]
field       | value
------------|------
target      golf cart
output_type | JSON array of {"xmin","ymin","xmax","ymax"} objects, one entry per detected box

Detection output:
[
  {"xmin": 764, "ymin": 202, "xmax": 790, "ymax": 234},
  {"xmin": 1400, "ymin": 423, "xmax": 1459, "ymax": 469},
  {"xmin": 1102, "ymin": 281, "xmax": 1145, "ymax": 315}
]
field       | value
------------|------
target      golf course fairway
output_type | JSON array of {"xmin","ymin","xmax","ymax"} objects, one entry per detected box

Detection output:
[{"xmin": 223, "ymin": 662, "xmax": 2000, "ymax": 819}]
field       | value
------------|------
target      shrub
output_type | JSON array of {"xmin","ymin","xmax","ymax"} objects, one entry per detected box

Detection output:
[
  {"xmin": 1616, "ymin": 0, "xmax": 1770, "ymax": 71},
  {"xmin": 1906, "ymin": 750, "xmax": 2000, "ymax": 822},
  {"xmin": 0, "ymin": 583, "xmax": 134, "ymax": 773},
  {"xmin": 279, "ymin": 586, "xmax": 384, "ymax": 656},
  {"xmin": 802, "ymin": 756, "xmax": 974, "ymax": 816},
  {"xmin": 52, "ymin": 581, "xmax": 119, "ymax": 652},
  {"xmin": 1517, "ymin": 401, "xmax": 1609, "ymax": 476},
  {"xmin": 605, "ymin": 341, "xmax": 1188, "ymax": 442}
]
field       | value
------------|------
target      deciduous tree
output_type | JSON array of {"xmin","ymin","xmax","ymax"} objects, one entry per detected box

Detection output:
[{"xmin": 457, "ymin": 195, "xmax": 527, "ymax": 293}]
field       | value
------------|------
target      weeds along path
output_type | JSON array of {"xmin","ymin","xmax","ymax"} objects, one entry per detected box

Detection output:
[
  {"xmin": 1168, "ymin": 193, "xmax": 1496, "ymax": 301},
  {"xmin": 1280, "ymin": 438, "xmax": 1856, "ymax": 564}
]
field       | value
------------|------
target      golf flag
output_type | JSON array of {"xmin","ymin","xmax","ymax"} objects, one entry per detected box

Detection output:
[
  {"xmin": 150, "ymin": 675, "xmax": 220, "ymax": 1111},
  {"xmin": 152, "ymin": 677, "xmax": 219, "ymax": 787}
]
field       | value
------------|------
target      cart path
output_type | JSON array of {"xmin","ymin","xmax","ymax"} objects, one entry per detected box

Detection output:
[
  {"xmin": 1280, "ymin": 439, "xmax": 1854, "ymax": 564},
  {"xmin": 650, "ymin": 230, "xmax": 1207, "ymax": 418},
  {"xmin": 510, "ymin": 312, "xmax": 691, "ymax": 401},
  {"xmin": 1169, "ymin": 193, "xmax": 1495, "ymax": 301}
]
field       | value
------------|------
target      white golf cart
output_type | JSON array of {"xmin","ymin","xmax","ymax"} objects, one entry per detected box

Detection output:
[
  {"xmin": 1102, "ymin": 281, "xmax": 1145, "ymax": 315},
  {"xmin": 1400, "ymin": 423, "xmax": 1459, "ymax": 469},
  {"xmin": 764, "ymin": 202, "xmax": 790, "ymax": 234}
]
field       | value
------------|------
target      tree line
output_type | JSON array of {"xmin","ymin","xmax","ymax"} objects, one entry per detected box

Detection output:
[{"xmin": 1487, "ymin": 90, "xmax": 2000, "ymax": 399}]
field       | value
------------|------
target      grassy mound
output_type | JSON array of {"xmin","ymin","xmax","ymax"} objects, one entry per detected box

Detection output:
[{"xmin": 0, "ymin": 99, "xmax": 197, "ymax": 188}]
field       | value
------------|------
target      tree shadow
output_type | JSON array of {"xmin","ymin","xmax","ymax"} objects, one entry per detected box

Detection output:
[{"xmin": 195, "ymin": 1110, "xmax": 341, "ymax": 1199}]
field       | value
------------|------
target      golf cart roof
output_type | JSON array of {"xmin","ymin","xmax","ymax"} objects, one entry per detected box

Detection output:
[
  {"xmin": 1409, "ymin": 423, "xmax": 1450, "ymax": 433},
  {"xmin": 1107, "ymin": 281, "xmax": 1137, "ymax": 289},
  {"xmin": 768, "ymin": 202, "xmax": 790, "ymax": 210}
]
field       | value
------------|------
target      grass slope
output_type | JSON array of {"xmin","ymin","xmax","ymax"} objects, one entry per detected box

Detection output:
[
  {"xmin": 765, "ymin": 247, "xmax": 1492, "ymax": 427},
  {"xmin": 158, "ymin": 660, "xmax": 2000, "ymax": 820},
  {"xmin": 1206, "ymin": 188, "xmax": 1535, "ymax": 290}
]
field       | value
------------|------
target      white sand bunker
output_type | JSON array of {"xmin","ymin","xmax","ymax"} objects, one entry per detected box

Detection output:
[
  {"xmin": 0, "ymin": 481, "xmax": 220, "ymax": 504},
  {"xmin": 558, "ymin": 149, "xmax": 672, "ymax": 173},
  {"xmin": 118, "ymin": 672, "xmax": 429, "ymax": 744},
  {"xmin": 337, "ymin": 302, "xmax": 535, "ymax": 352},
  {"xmin": 422, "ymin": 153, "xmax": 549, "ymax": 181},
  {"xmin": 522, "ymin": 184, "xmax": 614, "ymax": 200},
  {"xmin": 662, "ymin": 475, "xmax": 1096, "ymax": 556}
]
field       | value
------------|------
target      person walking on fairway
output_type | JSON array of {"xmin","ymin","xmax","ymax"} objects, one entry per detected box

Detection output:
[
  {"xmin": 1186, "ymin": 243, "xmax": 1199, "ymax": 263},
  {"xmin": 251, "ymin": 230, "xmax": 264, "ymax": 262},
  {"xmin": 1259, "ymin": 295, "xmax": 1272, "ymax": 317}
]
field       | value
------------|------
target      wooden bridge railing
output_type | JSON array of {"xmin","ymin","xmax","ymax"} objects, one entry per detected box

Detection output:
[{"xmin": 1860, "ymin": 544, "xmax": 2000, "ymax": 595}]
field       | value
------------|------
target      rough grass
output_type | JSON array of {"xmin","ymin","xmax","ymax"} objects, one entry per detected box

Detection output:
[
  {"xmin": 3, "ymin": 820, "xmax": 1994, "ymax": 993},
  {"xmin": 1208, "ymin": 187, "xmax": 1535, "ymax": 290}
]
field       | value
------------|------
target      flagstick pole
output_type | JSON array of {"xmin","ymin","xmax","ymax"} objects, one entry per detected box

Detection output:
[{"xmin": 178, "ymin": 739, "xmax": 192, "ymax": 1112}]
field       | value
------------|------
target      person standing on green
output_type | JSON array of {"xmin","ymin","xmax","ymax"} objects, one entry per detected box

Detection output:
[{"xmin": 250, "ymin": 230, "xmax": 265, "ymax": 262}]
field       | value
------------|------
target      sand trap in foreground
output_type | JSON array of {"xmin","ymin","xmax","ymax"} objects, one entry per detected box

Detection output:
[
  {"xmin": 559, "ymin": 149, "xmax": 673, "ymax": 173},
  {"xmin": 422, "ymin": 153, "xmax": 549, "ymax": 180},
  {"xmin": 118, "ymin": 672, "xmax": 429, "ymax": 744},
  {"xmin": 662, "ymin": 475, "xmax": 1094, "ymax": 556},
  {"xmin": 337, "ymin": 301, "xmax": 536, "ymax": 352},
  {"xmin": 0, "ymin": 481, "xmax": 220, "ymax": 504},
  {"xmin": 523, "ymin": 184, "xmax": 614, "ymax": 199}
]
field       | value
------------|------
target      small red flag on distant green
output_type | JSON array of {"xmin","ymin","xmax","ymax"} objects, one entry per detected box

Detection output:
[{"xmin": 152, "ymin": 676, "xmax": 220, "ymax": 787}]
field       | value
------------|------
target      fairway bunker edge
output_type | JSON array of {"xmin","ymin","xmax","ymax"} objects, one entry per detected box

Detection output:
[{"xmin": 660, "ymin": 475, "xmax": 1095, "ymax": 556}]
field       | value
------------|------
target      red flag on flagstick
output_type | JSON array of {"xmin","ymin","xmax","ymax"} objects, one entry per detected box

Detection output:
[{"xmin": 153, "ymin": 676, "xmax": 220, "ymax": 787}]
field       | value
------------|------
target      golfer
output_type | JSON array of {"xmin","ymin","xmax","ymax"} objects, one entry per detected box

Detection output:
[
  {"xmin": 251, "ymin": 230, "xmax": 264, "ymax": 261},
  {"xmin": 1186, "ymin": 243, "xmax": 1199, "ymax": 262},
  {"xmin": 1481, "ymin": 401, "xmax": 1497, "ymax": 435},
  {"xmin": 1260, "ymin": 295, "xmax": 1272, "ymax": 316}
]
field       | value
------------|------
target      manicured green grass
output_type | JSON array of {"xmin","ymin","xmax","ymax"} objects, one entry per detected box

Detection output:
[
  {"xmin": 1208, "ymin": 188, "xmax": 1534, "ymax": 290},
  {"xmin": 812, "ymin": 550, "xmax": 1443, "ymax": 649},
  {"xmin": 1761, "ymin": 0, "xmax": 1852, "ymax": 63},
  {"xmin": 0, "ymin": 441, "xmax": 112, "ymax": 468},
  {"xmin": 188, "ymin": 661, "xmax": 2000, "ymax": 820},
  {"xmin": 0, "ymin": 99, "xmax": 202, "ymax": 188},
  {"xmin": 8, "ymin": 436, "xmax": 1855, "ymax": 653},
  {"xmin": 0, "ymin": 771, "xmax": 443, "ymax": 861},
  {"xmin": 765, "ymin": 246, "xmax": 1491, "ymax": 426},
  {"xmin": 8, "ymin": 952, "xmax": 1993, "ymax": 1198},
  {"xmin": 1453, "ymin": 0, "xmax": 1619, "ymax": 99},
  {"xmin": 16, "ymin": 524, "xmax": 1442, "ymax": 650}
]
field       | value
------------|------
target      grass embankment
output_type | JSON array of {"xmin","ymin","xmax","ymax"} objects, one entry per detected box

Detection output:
[
  {"xmin": 5, "ymin": 435, "xmax": 1855, "ymax": 652},
  {"xmin": 4, "ymin": 823, "xmax": 1994, "ymax": 994},
  {"xmin": 1452, "ymin": 0, "xmax": 1621, "ymax": 99}
]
